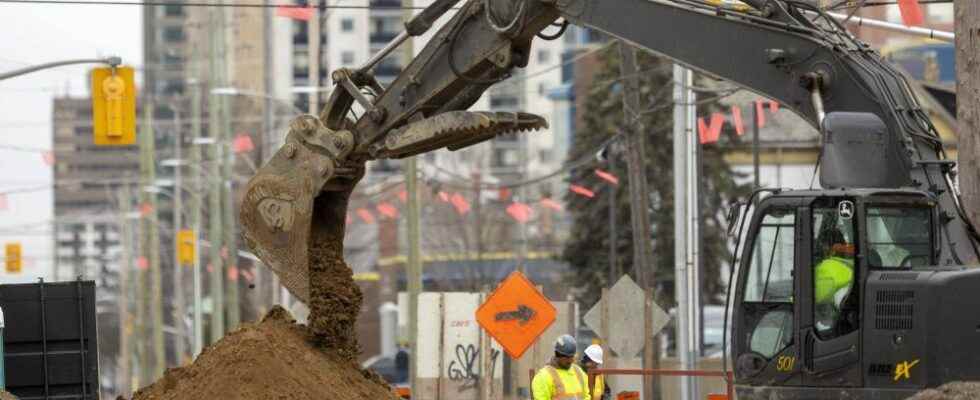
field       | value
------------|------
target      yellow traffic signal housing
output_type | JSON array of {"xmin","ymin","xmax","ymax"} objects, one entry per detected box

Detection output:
[
  {"xmin": 177, "ymin": 229, "xmax": 196, "ymax": 266},
  {"xmin": 5, "ymin": 242, "xmax": 22, "ymax": 273},
  {"xmin": 91, "ymin": 66, "xmax": 136, "ymax": 146}
]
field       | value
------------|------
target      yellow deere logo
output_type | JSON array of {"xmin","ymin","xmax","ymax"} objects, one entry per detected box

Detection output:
[{"xmin": 894, "ymin": 359, "xmax": 920, "ymax": 381}]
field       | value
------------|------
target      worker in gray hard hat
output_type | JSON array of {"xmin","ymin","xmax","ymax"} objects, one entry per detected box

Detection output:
[{"xmin": 531, "ymin": 334, "xmax": 591, "ymax": 400}]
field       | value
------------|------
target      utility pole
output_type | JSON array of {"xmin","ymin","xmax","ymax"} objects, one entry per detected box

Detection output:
[
  {"xmin": 117, "ymin": 183, "xmax": 133, "ymax": 397},
  {"xmin": 402, "ymin": 1, "xmax": 422, "ymax": 395},
  {"xmin": 753, "ymin": 102, "xmax": 761, "ymax": 189},
  {"xmin": 189, "ymin": 78, "xmax": 204, "ymax": 357},
  {"xmin": 956, "ymin": 0, "xmax": 980, "ymax": 254},
  {"xmin": 171, "ymin": 105, "xmax": 187, "ymax": 363},
  {"xmin": 619, "ymin": 42, "xmax": 659, "ymax": 397},
  {"xmin": 607, "ymin": 149, "xmax": 617, "ymax": 284},
  {"xmin": 139, "ymin": 97, "xmax": 165, "ymax": 380},
  {"xmin": 222, "ymin": 8, "xmax": 240, "ymax": 331},
  {"xmin": 308, "ymin": 2, "xmax": 321, "ymax": 114},
  {"xmin": 262, "ymin": 0, "xmax": 277, "ymax": 311},
  {"xmin": 208, "ymin": 5, "xmax": 226, "ymax": 344},
  {"xmin": 672, "ymin": 64, "xmax": 693, "ymax": 400}
]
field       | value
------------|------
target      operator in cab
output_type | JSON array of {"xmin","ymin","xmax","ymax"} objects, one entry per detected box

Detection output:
[
  {"xmin": 580, "ymin": 344, "xmax": 611, "ymax": 400},
  {"xmin": 814, "ymin": 229, "xmax": 855, "ymax": 334},
  {"xmin": 531, "ymin": 334, "xmax": 591, "ymax": 400}
]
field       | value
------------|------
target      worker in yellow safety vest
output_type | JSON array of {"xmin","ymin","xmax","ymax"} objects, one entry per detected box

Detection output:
[
  {"xmin": 580, "ymin": 344, "xmax": 611, "ymax": 400},
  {"xmin": 814, "ymin": 229, "xmax": 855, "ymax": 334},
  {"xmin": 531, "ymin": 334, "xmax": 591, "ymax": 400}
]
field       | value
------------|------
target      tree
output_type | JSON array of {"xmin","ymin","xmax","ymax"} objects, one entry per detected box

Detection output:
[
  {"xmin": 956, "ymin": 0, "xmax": 980, "ymax": 263},
  {"xmin": 562, "ymin": 45, "xmax": 749, "ymax": 307}
]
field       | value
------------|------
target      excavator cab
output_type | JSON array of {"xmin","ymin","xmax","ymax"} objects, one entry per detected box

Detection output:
[{"xmin": 726, "ymin": 188, "xmax": 980, "ymax": 399}]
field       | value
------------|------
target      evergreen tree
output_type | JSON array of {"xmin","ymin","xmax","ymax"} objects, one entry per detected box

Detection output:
[{"xmin": 562, "ymin": 46, "xmax": 749, "ymax": 308}]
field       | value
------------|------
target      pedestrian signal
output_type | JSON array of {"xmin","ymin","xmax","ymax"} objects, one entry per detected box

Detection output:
[{"xmin": 91, "ymin": 66, "xmax": 136, "ymax": 146}]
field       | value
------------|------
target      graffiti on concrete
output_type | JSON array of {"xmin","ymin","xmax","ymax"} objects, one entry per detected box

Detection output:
[{"xmin": 447, "ymin": 343, "xmax": 500, "ymax": 392}]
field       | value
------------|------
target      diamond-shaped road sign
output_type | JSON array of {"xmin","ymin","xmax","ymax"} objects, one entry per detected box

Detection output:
[
  {"xmin": 583, "ymin": 275, "xmax": 670, "ymax": 358},
  {"xmin": 476, "ymin": 271, "xmax": 557, "ymax": 359}
]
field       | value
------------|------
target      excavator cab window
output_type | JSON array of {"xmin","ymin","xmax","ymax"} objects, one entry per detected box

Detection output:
[
  {"xmin": 865, "ymin": 206, "xmax": 933, "ymax": 268},
  {"xmin": 812, "ymin": 200, "xmax": 858, "ymax": 340}
]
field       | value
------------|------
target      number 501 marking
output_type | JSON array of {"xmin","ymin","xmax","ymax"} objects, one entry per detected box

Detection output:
[{"xmin": 776, "ymin": 356, "xmax": 796, "ymax": 372}]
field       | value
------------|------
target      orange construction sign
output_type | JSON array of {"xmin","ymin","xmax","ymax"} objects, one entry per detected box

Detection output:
[{"xmin": 475, "ymin": 271, "xmax": 556, "ymax": 359}]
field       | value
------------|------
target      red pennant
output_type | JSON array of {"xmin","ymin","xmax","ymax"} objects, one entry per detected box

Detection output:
[
  {"xmin": 241, "ymin": 269, "xmax": 255, "ymax": 284},
  {"xmin": 139, "ymin": 202, "xmax": 153, "ymax": 216},
  {"xmin": 438, "ymin": 191, "xmax": 450, "ymax": 202},
  {"xmin": 356, "ymin": 208, "xmax": 375, "ymax": 224},
  {"xmin": 540, "ymin": 198, "xmax": 563, "ymax": 211},
  {"xmin": 137, "ymin": 256, "xmax": 149, "ymax": 270},
  {"xmin": 755, "ymin": 100, "xmax": 766, "ymax": 129},
  {"xmin": 376, "ymin": 202, "xmax": 399, "ymax": 219},
  {"xmin": 450, "ymin": 193, "xmax": 471, "ymax": 215},
  {"xmin": 41, "ymin": 151, "xmax": 55, "ymax": 166},
  {"xmin": 233, "ymin": 134, "xmax": 254, "ymax": 154},
  {"xmin": 769, "ymin": 100, "xmax": 779, "ymax": 113},
  {"xmin": 506, "ymin": 202, "xmax": 532, "ymax": 223},
  {"xmin": 0, "ymin": 194, "xmax": 7, "ymax": 211},
  {"xmin": 897, "ymin": 0, "xmax": 924, "ymax": 26},
  {"xmin": 398, "ymin": 190, "xmax": 407, "ymax": 203},
  {"xmin": 698, "ymin": 113, "xmax": 725, "ymax": 144},
  {"xmin": 499, "ymin": 187, "xmax": 511, "ymax": 201},
  {"xmin": 570, "ymin": 184, "xmax": 595, "ymax": 198},
  {"xmin": 207, "ymin": 264, "xmax": 213, "ymax": 273},
  {"xmin": 731, "ymin": 105, "xmax": 745, "ymax": 136},
  {"xmin": 275, "ymin": 4, "xmax": 314, "ymax": 20},
  {"xmin": 227, "ymin": 265, "xmax": 239, "ymax": 281},
  {"xmin": 594, "ymin": 169, "xmax": 619, "ymax": 185}
]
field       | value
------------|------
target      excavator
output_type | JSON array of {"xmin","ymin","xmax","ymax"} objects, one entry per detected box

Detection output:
[{"xmin": 240, "ymin": 0, "xmax": 980, "ymax": 398}]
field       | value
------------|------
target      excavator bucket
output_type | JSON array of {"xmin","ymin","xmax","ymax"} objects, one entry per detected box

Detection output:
[{"xmin": 371, "ymin": 111, "xmax": 548, "ymax": 159}]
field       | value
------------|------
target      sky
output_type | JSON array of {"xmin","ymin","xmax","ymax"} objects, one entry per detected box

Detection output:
[{"xmin": 0, "ymin": 1, "xmax": 142, "ymax": 283}]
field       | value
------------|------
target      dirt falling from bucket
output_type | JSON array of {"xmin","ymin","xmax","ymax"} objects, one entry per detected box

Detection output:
[{"xmin": 307, "ymin": 238, "xmax": 362, "ymax": 361}]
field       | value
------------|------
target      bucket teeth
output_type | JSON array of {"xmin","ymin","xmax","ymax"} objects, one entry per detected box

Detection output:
[{"xmin": 374, "ymin": 111, "xmax": 547, "ymax": 159}]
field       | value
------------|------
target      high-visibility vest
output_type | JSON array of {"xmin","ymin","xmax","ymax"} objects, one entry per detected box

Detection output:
[
  {"xmin": 592, "ymin": 374, "xmax": 604, "ymax": 399},
  {"xmin": 814, "ymin": 256, "xmax": 854, "ymax": 305},
  {"xmin": 532, "ymin": 364, "xmax": 590, "ymax": 400}
]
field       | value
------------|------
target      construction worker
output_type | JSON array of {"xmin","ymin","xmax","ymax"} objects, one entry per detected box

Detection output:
[
  {"xmin": 814, "ymin": 228, "xmax": 855, "ymax": 334},
  {"xmin": 531, "ymin": 334, "xmax": 591, "ymax": 400},
  {"xmin": 580, "ymin": 344, "xmax": 611, "ymax": 400}
]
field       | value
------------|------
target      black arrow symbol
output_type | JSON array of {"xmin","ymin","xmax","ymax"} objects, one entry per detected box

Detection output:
[{"xmin": 494, "ymin": 305, "xmax": 536, "ymax": 326}]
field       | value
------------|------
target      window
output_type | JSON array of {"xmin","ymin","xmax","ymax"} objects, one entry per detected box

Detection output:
[
  {"xmin": 163, "ymin": 27, "xmax": 184, "ymax": 42},
  {"xmin": 866, "ymin": 206, "xmax": 932, "ymax": 268},
  {"xmin": 163, "ymin": 4, "xmax": 183, "ymax": 16},
  {"xmin": 341, "ymin": 51, "xmax": 355, "ymax": 66},
  {"xmin": 744, "ymin": 210, "xmax": 795, "ymax": 303},
  {"xmin": 341, "ymin": 18, "xmax": 354, "ymax": 32},
  {"xmin": 813, "ymin": 201, "xmax": 858, "ymax": 339}
]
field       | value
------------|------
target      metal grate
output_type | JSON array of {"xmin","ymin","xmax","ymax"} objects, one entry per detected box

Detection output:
[
  {"xmin": 869, "ymin": 363, "xmax": 894, "ymax": 377},
  {"xmin": 875, "ymin": 290, "xmax": 915, "ymax": 330}
]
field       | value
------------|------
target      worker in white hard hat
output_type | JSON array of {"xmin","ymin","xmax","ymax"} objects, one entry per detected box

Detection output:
[
  {"xmin": 531, "ymin": 334, "xmax": 591, "ymax": 400},
  {"xmin": 580, "ymin": 344, "xmax": 611, "ymax": 400}
]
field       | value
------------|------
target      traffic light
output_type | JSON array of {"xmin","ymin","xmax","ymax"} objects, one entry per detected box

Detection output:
[
  {"xmin": 176, "ymin": 229, "xmax": 196, "ymax": 266},
  {"xmin": 91, "ymin": 66, "xmax": 136, "ymax": 146},
  {"xmin": 5, "ymin": 243, "xmax": 22, "ymax": 273}
]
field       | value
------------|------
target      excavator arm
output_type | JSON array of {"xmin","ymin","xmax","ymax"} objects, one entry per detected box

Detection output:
[{"xmin": 242, "ymin": 0, "xmax": 978, "ymax": 303}]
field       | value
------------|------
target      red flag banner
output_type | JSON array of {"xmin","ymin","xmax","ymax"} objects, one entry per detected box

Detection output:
[
  {"xmin": 731, "ymin": 105, "xmax": 745, "ymax": 136},
  {"xmin": 438, "ymin": 191, "xmax": 450, "ymax": 202},
  {"xmin": 227, "ymin": 265, "xmax": 239, "ymax": 281},
  {"xmin": 755, "ymin": 99, "xmax": 766, "ymax": 129},
  {"xmin": 570, "ymin": 184, "xmax": 595, "ymax": 198},
  {"xmin": 769, "ymin": 100, "xmax": 779, "ymax": 113},
  {"xmin": 276, "ymin": 4, "xmax": 314, "ymax": 21},
  {"xmin": 41, "ymin": 151, "xmax": 55, "ymax": 166},
  {"xmin": 139, "ymin": 202, "xmax": 153, "ymax": 216},
  {"xmin": 594, "ymin": 169, "xmax": 619, "ymax": 185},
  {"xmin": 897, "ymin": 0, "xmax": 924, "ymax": 26},
  {"xmin": 398, "ymin": 190, "xmax": 408, "ymax": 203},
  {"xmin": 377, "ymin": 202, "xmax": 399, "ymax": 219},
  {"xmin": 233, "ymin": 134, "xmax": 254, "ymax": 154},
  {"xmin": 506, "ymin": 202, "xmax": 532, "ymax": 223},
  {"xmin": 450, "ymin": 193, "xmax": 471, "ymax": 215},
  {"xmin": 698, "ymin": 113, "xmax": 725, "ymax": 144},
  {"xmin": 356, "ymin": 208, "xmax": 376, "ymax": 224},
  {"xmin": 540, "ymin": 198, "xmax": 563, "ymax": 211},
  {"xmin": 137, "ymin": 256, "xmax": 149, "ymax": 270}
]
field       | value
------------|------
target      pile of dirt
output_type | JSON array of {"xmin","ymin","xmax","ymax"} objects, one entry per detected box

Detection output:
[
  {"xmin": 131, "ymin": 306, "xmax": 396, "ymax": 400},
  {"xmin": 907, "ymin": 382, "xmax": 980, "ymax": 400},
  {"xmin": 0, "ymin": 390, "xmax": 18, "ymax": 400}
]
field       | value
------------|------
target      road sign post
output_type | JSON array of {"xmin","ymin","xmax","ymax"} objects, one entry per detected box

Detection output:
[{"xmin": 475, "ymin": 271, "xmax": 556, "ymax": 359}]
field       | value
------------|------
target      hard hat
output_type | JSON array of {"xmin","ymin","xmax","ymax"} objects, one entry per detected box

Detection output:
[
  {"xmin": 554, "ymin": 334, "xmax": 577, "ymax": 357},
  {"xmin": 584, "ymin": 344, "xmax": 603, "ymax": 365}
]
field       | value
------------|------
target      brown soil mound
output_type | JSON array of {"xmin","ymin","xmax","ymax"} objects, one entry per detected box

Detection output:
[
  {"xmin": 131, "ymin": 306, "xmax": 396, "ymax": 400},
  {"xmin": 907, "ymin": 382, "xmax": 980, "ymax": 400},
  {"xmin": 0, "ymin": 390, "xmax": 19, "ymax": 400}
]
